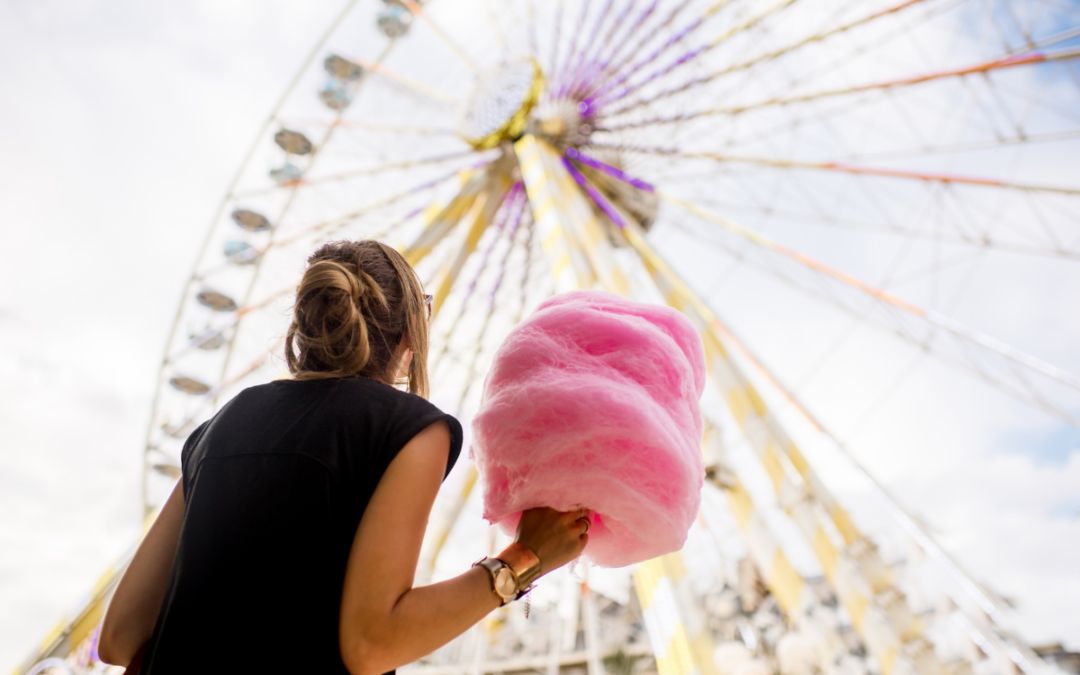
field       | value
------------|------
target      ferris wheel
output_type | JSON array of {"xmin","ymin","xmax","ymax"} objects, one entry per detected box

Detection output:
[{"xmin": 19, "ymin": 0, "xmax": 1080, "ymax": 673}]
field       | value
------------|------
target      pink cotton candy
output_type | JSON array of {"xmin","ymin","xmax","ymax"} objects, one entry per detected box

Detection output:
[{"xmin": 471, "ymin": 290, "xmax": 707, "ymax": 567}]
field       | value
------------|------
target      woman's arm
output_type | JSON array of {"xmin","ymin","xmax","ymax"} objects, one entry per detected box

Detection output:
[
  {"xmin": 339, "ymin": 421, "xmax": 587, "ymax": 675},
  {"xmin": 98, "ymin": 480, "xmax": 185, "ymax": 666}
]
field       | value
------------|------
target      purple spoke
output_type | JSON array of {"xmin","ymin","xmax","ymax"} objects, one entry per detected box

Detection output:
[
  {"xmin": 460, "ymin": 183, "xmax": 522, "ymax": 307},
  {"xmin": 566, "ymin": 148, "xmax": 656, "ymax": 192},
  {"xmin": 393, "ymin": 203, "xmax": 430, "ymax": 228},
  {"xmin": 567, "ymin": 0, "xmax": 639, "ymax": 96},
  {"xmin": 573, "ymin": 0, "xmax": 660, "ymax": 100},
  {"xmin": 488, "ymin": 186, "xmax": 530, "ymax": 310},
  {"xmin": 579, "ymin": 0, "xmax": 696, "ymax": 106},
  {"xmin": 514, "ymin": 211, "xmax": 536, "ymax": 325},
  {"xmin": 552, "ymin": 0, "xmax": 594, "ymax": 96},
  {"xmin": 593, "ymin": 36, "xmax": 711, "ymax": 110},
  {"xmin": 455, "ymin": 187, "xmax": 530, "ymax": 409},
  {"xmin": 605, "ymin": 67, "xmax": 719, "ymax": 118},
  {"xmin": 562, "ymin": 156, "xmax": 629, "ymax": 228},
  {"xmin": 582, "ymin": 9, "xmax": 706, "ymax": 115},
  {"xmin": 567, "ymin": 62, "xmax": 607, "ymax": 101},
  {"xmin": 557, "ymin": 0, "xmax": 616, "ymax": 98},
  {"xmin": 602, "ymin": 0, "xmax": 931, "ymax": 118},
  {"xmin": 412, "ymin": 159, "xmax": 492, "ymax": 194}
]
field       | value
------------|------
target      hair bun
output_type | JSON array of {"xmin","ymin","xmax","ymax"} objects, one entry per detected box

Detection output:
[
  {"xmin": 304, "ymin": 260, "xmax": 362, "ymax": 302},
  {"xmin": 288, "ymin": 260, "xmax": 371, "ymax": 376},
  {"xmin": 284, "ymin": 240, "xmax": 430, "ymax": 396}
]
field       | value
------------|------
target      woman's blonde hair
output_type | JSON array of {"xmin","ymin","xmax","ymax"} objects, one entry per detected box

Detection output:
[{"xmin": 285, "ymin": 240, "xmax": 430, "ymax": 398}]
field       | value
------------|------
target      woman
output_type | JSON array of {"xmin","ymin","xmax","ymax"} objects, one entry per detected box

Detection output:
[{"xmin": 99, "ymin": 240, "xmax": 589, "ymax": 674}]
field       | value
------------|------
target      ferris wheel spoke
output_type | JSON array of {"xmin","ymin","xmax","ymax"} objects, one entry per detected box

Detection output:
[
  {"xmin": 681, "ymin": 0, "xmax": 969, "ymax": 136},
  {"xmin": 203, "ymin": 36, "xmax": 416, "ymax": 389},
  {"xmin": 455, "ymin": 198, "xmax": 530, "ymax": 410},
  {"xmin": 551, "ymin": 0, "xmax": 596, "ymax": 96},
  {"xmin": 560, "ymin": 0, "xmax": 622, "ymax": 98},
  {"xmin": 259, "ymin": 164, "xmax": 487, "ymax": 258},
  {"xmin": 276, "ymin": 119, "xmax": 457, "ymax": 135},
  {"xmin": 490, "ymin": 194, "xmax": 531, "ymax": 319},
  {"xmin": 674, "ymin": 215, "xmax": 1080, "ymax": 427},
  {"xmin": 143, "ymin": 0, "xmax": 382, "ymax": 488},
  {"xmin": 1020, "ymin": 23, "xmax": 1080, "ymax": 52},
  {"xmin": 579, "ymin": 0, "xmax": 698, "ymax": 101},
  {"xmin": 699, "ymin": 309, "xmax": 1034, "ymax": 648},
  {"xmin": 548, "ymin": 0, "xmax": 566, "ymax": 83},
  {"xmin": 570, "ymin": 0, "xmax": 658, "ymax": 100},
  {"xmin": 682, "ymin": 87, "xmax": 1080, "ymax": 160},
  {"xmin": 526, "ymin": 0, "xmax": 539, "ymax": 58},
  {"xmin": 563, "ymin": 0, "xmax": 637, "ymax": 98},
  {"xmin": 430, "ymin": 185, "xmax": 523, "ymax": 373},
  {"xmin": 595, "ymin": 45, "xmax": 1080, "ymax": 131},
  {"xmin": 588, "ymin": 143, "xmax": 1080, "ymax": 195},
  {"xmin": 660, "ymin": 192, "xmax": 1080, "ymax": 421},
  {"xmin": 776, "ymin": 40, "xmax": 1080, "ymax": 119},
  {"xmin": 601, "ymin": 0, "xmax": 933, "ymax": 118},
  {"xmin": 745, "ymin": 0, "xmax": 969, "ymax": 103},
  {"xmin": 513, "ymin": 212, "xmax": 540, "ymax": 326},
  {"xmin": 231, "ymin": 149, "xmax": 485, "ymax": 198},
  {"xmin": 426, "ymin": 181, "xmax": 514, "ymax": 315},
  {"xmin": 164, "ymin": 280, "xmax": 297, "ymax": 366},
  {"xmin": 593, "ymin": 206, "xmax": 883, "ymax": 583},
  {"xmin": 678, "ymin": 195, "xmax": 1080, "ymax": 259},
  {"xmin": 191, "ymin": 166, "xmax": 482, "ymax": 289},
  {"xmin": 1008, "ymin": 59, "xmax": 1080, "ymax": 126},
  {"xmin": 580, "ymin": 0, "xmax": 713, "ymax": 106},
  {"xmin": 402, "ymin": 171, "xmax": 495, "ymax": 269},
  {"xmin": 618, "ymin": 255, "xmax": 938, "ymax": 670},
  {"xmin": 212, "ymin": 125, "xmax": 353, "ymax": 384},
  {"xmin": 161, "ymin": 335, "xmax": 287, "ymax": 437},
  {"xmin": 482, "ymin": 0, "xmax": 508, "ymax": 52},
  {"xmin": 586, "ymin": 0, "xmax": 799, "ymax": 115},
  {"xmin": 986, "ymin": 0, "xmax": 1037, "ymax": 52},
  {"xmin": 479, "ymin": 186, "xmax": 529, "ymax": 315},
  {"xmin": 350, "ymin": 56, "xmax": 457, "ymax": 106},
  {"xmin": 1025, "ymin": 189, "xmax": 1080, "ymax": 253},
  {"xmin": 517, "ymin": 135, "xmax": 629, "ymax": 294},
  {"xmin": 400, "ymin": 0, "xmax": 479, "ymax": 73},
  {"xmin": 443, "ymin": 183, "xmax": 523, "ymax": 317}
]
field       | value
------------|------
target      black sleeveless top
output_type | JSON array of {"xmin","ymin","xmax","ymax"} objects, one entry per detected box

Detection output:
[{"xmin": 140, "ymin": 377, "xmax": 463, "ymax": 674}]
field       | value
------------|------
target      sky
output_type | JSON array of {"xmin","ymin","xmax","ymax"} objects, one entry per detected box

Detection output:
[
  {"xmin": 0, "ymin": 0, "xmax": 1078, "ymax": 671},
  {"xmin": 0, "ymin": 0, "xmax": 342, "ymax": 666}
]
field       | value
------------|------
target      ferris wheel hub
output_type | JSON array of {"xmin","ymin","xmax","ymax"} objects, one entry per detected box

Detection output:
[
  {"xmin": 457, "ymin": 58, "xmax": 544, "ymax": 150},
  {"xmin": 532, "ymin": 98, "xmax": 591, "ymax": 152}
]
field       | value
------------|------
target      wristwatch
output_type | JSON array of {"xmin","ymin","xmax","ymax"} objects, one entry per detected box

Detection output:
[
  {"xmin": 474, "ymin": 543, "xmax": 543, "ymax": 605},
  {"xmin": 474, "ymin": 557, "xmax": 519, "ymax": 605}
]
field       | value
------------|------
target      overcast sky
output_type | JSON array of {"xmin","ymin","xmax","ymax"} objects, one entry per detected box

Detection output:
[
  {"xmin": 0, "ymin": 0, "xmax": 345, "ymax": 665},
  {"xmin": 0, "ymin": 0, "xmax": 1077, "ymax": 671}
]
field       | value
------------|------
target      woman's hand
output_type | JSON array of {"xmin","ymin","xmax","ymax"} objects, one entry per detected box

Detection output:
[{"xmin": 514, "ymin": 507, "xmax": 589, "ymax": 573}]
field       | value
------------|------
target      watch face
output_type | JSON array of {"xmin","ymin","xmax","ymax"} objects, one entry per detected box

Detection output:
[{"xmin": 494, "ymin": 568, "xmax": 517, "ymax": 599}]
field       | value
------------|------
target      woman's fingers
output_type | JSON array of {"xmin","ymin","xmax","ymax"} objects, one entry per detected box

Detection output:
[
  {"xmin": 575, "ymin": 516, "xmax": 591, "ymax": 536},
  {"xmin": 514, "ymin": 507, "xmax": 593, "ymax": 572}
]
